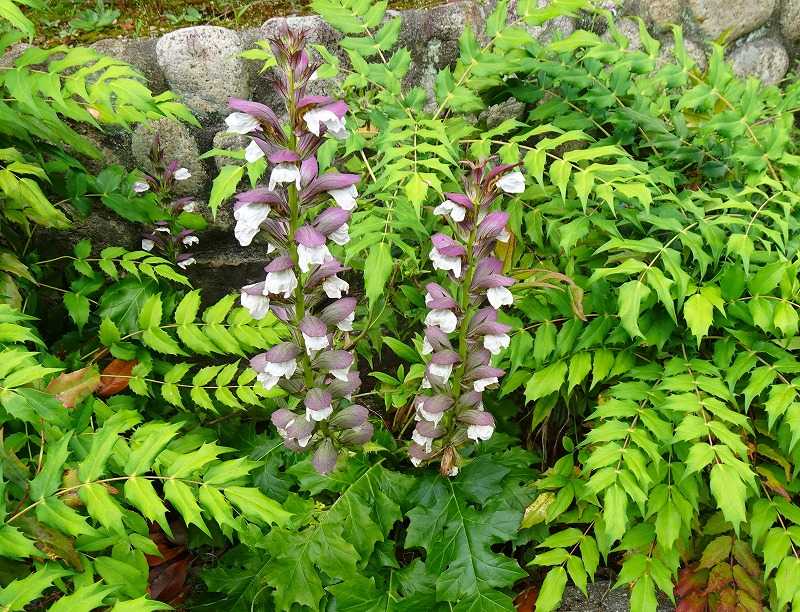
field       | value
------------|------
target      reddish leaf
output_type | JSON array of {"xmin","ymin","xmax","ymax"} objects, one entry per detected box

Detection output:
[
  {"xmin": 97, "ymin": 359, "xmax": 138, "ymax": 397},
  {"xmin": 514, "ymin": 587, "xmax": 538, "ymax": 612},
  {"xmin": 676, "ymin": 591, "xmax": 707, "ymax": 612},
  {"xmin": 716, "ymin": 587, "xmax": 736, "ymax": 612},
  {"xmin": 732, "ymin": 565, "xmax": 763, "ymax": 601},
  {"xmin": 733, "ymin": 540, "xmax": 762, "ymax": 578},
  {"xmin": 46, "ymin": 366, "xmax": 100, "ymax": 408},
  {"xmin": 675, "ymin": 566, "xmax": 708, "ymax": 598},
  {"xmin": 149, "ymin": 556, "xmax": 190, "ymax": 605},
  {"xmin": 704, "ymin": 562, "xmax": 732, "ymax": 594}
]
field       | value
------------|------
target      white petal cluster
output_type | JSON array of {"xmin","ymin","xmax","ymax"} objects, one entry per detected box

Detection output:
[
  {"xmin": 302, "ymin": 334, "xmax": 329, "ymax": 355},
  {"xmin": 330, "ymin": 185, "xmax": 358, "ymax": 210},
  {"xmin": 225, "ymin": 112, "xmax": 260, "ymax": 134},
  {"xmin": 240, "ymin": 289, "xmax": 270, "ymax": 320},
  {"xmin": 483, "ymin": 333, "xmax": 510, "ymax": 355},
  {"xmin": 297, "ymin": 244, "xmax": 332, "ymax": 273},
  {"xmin": 433, "ymin": 200, "xmax": 466, "ymax": 223},
  {"xmin": 304, "ymin": 108, "xmax": 347, "ymax": 139},
  {"xmin": 257, "ymin": 358, "xmax": 297, "ymax": 390},
  {"xmin": 269, "ymin": 163, "xmax": 301, "ymax": 191},
  {"xmin": 265, "ymin": 269, "xmax": 297, "ymax": 298},
  {"xmin": 323, "ymin": 275, "xmax": 349, "ymax": 299},
  {"xmin": 497, "ymin": 170, "xmax": 525, "ymax": 194},
  {"xmin": 429, "ymin": 246, "xmax": 462, "ymax": 278},
  {"xmin": 425, "ymin": 309, "xmax": 458, "ymax": 334},
  {"xmin": 234, "ymin": 203, "xmax": 270, "ymax": 247},
  {"xmin": 487, "ymin": 286, "xmax": 514, "ymax": 309}
]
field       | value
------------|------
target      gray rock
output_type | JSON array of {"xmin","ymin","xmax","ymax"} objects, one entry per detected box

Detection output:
[
  {"xmin": 0, "ymin": 43, "xmax": 31, "ymax": 68},
  {"xmin": 479, "ymin": 98, "xmax": 526, "ymax": 128},
  {"xmin": 780, "ymin": 0, "xmax": 800, "ymax": 45},
  {"xmin": 211, "ymin": 131, "xmax": 249, "ymax": 170},
  {"xmin": 156, "ymin": 26, "xmax": 249, "ymax": 116},
  {"xmin": 728, "ymin": 38, "xmax": 789, "ymax": 85},
  {"xmin": 686, "ymin": 0, "xmax": 777, "ymax": 41},
  {"xmin": 397, "ymin": 1, "xmax": 484, "ymax": 107},
  {"xmin": 518, "ymin": 0, "xmax": 577, "ymax": 42},
  {"xmin": 558, "ymin": 580, "xmax": 674, "ymax": 611},
  {"xmin": 657, "ymin": 36, "xmax": 708, "ymax": 72},
  {"xmin": 131, "ymin": 118, "xmax": 208, "ymax": 196},
  {"xmin": 603, "ymin": 17, "xmax": 642, "ymax": 50},
  {"xmin": 91, "ymin": 37, "xmax": 166, "ymax": 93},
  {"xmin": 641, "ymin": 0, "xmax": 685, "ymax": 29}
]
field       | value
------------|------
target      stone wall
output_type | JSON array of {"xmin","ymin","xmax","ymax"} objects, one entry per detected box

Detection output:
[{"xmin": 30, "ymin": 0, "xmax": 800, "ymax": 297}]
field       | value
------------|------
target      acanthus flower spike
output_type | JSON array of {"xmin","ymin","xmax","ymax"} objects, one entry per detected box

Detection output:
[
  {"xmin": 409, "ymin": 159, "xmax": 522, "ymax": 474},
  {"xmin": 231, "ymin": 28, "xmax": 371, "ymax": 474}
]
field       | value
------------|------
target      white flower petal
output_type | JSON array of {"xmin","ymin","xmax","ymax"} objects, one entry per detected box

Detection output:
[
  {"xmin": 245, "ymin": 140, "xmax": 265, "ymax": 163},
  {"xmin": 182, "ymin": 235, "xmax": 199, "ymax": 246},
  {"xmin": 329, "ymin": 185, "xmax": 358, "ymax": 210},
  {"xmin": 417, "ymin": 405, "xmax": 443, "ymax": 427},
  {"xmin": 429, "ymin": 247, "xmax": 462, "ymax": 278},
  {"xmin": 487, "ymin": 286, "xmax": 514, "ymax": 309},
  {"xmin": 133, "ymin": 181, "xmax": 150, "ymax": 193},
  {"xmin": 302, "ymin": 332, "xmax": 329, "ymax": 355},
  {"xmin": 433, "ymin": 200, "xmax": 466, "ymax": 223},
  {"xmin": 241, "ymin": 291, "xmax": 270, "ymax": 320},
  {"xmin": 303, "ymin": 108, "xmax": 347, "ymax": 139},
  {"xmin": 174, "ymin": 168, "xmax": 191, "ymax": 181},
  {"xmin": 141, "ymin": 238, "xmax": 154, "ymax": 251},
  {"xmin": 323, "ymin": 275, "xmax": 349, "ymax": 299},
  {"xmin": 421, "ymin": 337, "xmax": 433, "ymax": 355},
  {"xmin": 483, "ymin": 333, "xmax": 510, "ymax": 355},
  {"xmin": 467, "ymin": 424, "xmax": 495, "ymax": 441},
  {"xmin": 265, "ymin": 269, "xmax": 298, "ymax": 298},
  {"xmin": 412, "ymin": 431, "xmax": 434, "ymax": 452},
  {"xmin": 297, "ymin": 243, "xmax": 332, "ymax": 273},
  {"xmin": 257, "ymin": 372, "xmax": 281, "ymax": 390},
  {"xmin": 337, "ymin": 311, "xmax": 355, "ymax": 332},
  {"xmin": 473, "ymin": 376, "xmax": 499, "ymax": 392},
  {"xmin": 307, "ymin": 405, "xmax": 333, "ymax": 421},
  {"xmin": 328, "ymin": 223, "xmax": 350, "ymax": 246},
  {"xmin": 268, "ymin": 163, "xmax": 301, "ymax": 191},
  {"xmin": 234, "ymin": 203, "xmax": 270, "ymax": 247},
  {"xmin": 425, "ymin": 309, "xmax": 458, "ymax": 334},
  {"xmin": 429, "ymin": 362, "xmax": 453, "ymax": 383},
  {"xmin": 177, "ymin": 257, "xmax": 196, "ymax": 269},
  {"xmin": 225, "ymin": 112, "xmax": 260, "ymax": 134},
  {"xmin": 497, "ymin": 170, "xmax": 525, "ymax": 194}
]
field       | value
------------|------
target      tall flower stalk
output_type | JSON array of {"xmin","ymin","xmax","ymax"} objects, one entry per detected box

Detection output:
[
  {"xmin": 225, "ymin": 28, "xmax": 370, "ymax": 474},
  {"xmin": 410, "ymin": 160, "xmax": 523, "ymax": 476}
]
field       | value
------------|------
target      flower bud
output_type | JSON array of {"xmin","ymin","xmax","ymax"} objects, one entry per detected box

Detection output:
[
  {"xmin": 339, "ymin": 421, "xmax": 373, "ymax": 445},
  {"xmin": 330, "ymin": 404, "xmax": 368, "ymax": 429},
  {"xmin": 312, "ymin": 439, "xmax": 338, "ymax": 474}
]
